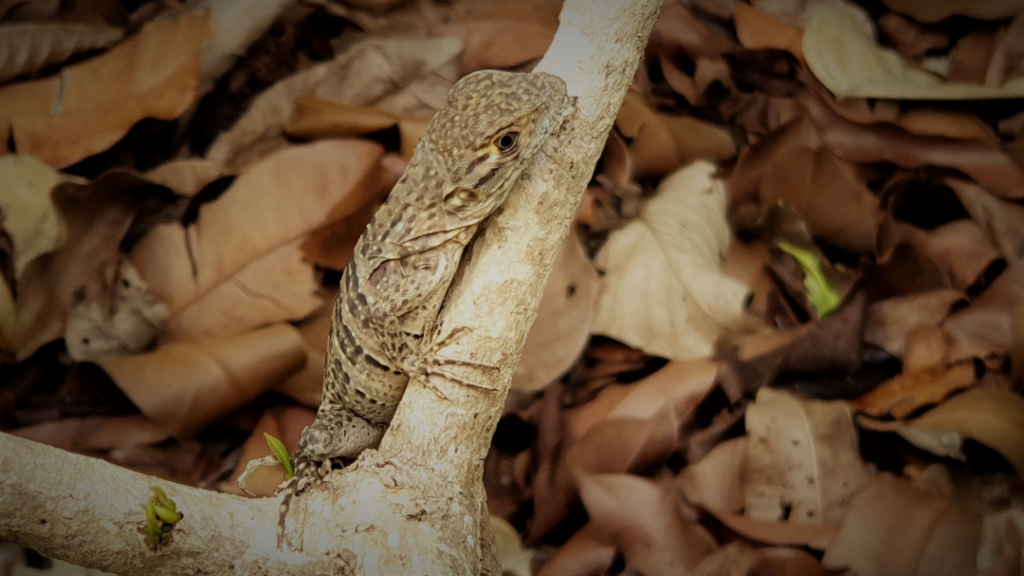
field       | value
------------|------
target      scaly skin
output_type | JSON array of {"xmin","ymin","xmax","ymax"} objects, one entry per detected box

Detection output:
[{"xmin": 277, "ymin": 70, "xmax": 568, "ymax": 547}]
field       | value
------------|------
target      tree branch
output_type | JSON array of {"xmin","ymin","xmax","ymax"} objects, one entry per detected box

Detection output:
[{"xmin": 0, "ymin": 0, "xmax": 661, "ymax": 573}]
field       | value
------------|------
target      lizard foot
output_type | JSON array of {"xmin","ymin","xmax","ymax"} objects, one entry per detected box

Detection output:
[{"xmin": 276, "ymin": 457, "xmax": 331, "ymax": 549}]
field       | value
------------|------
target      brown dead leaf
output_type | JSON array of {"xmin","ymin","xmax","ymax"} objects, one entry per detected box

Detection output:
[
  {"xmin": 436, "ymin": 20, "xmax": 554, "ymax": 76},
  {"xmin": 849, "ymin": 363, "xmax": 977, "ymax": 419},
  {"xmin": 300, "ymin": 150, "xmax": 401, "ymax": 271},
  {"xmin": 512, "ymin": 231, "xmax": 600, "ymax": 393},
  {"xmin": 594, "ymin": 161, "xmax": 749, "ymax": 360},
  {"xmin": 98, "ymin": 323, "xmax": 306, "ymax": 438},
  {"xmin": 948, "ymin": 179, "xmax": 1024, "ymax": 261},
  {"xmin": 0, "ymin": 13, "xmax": 214, "ymax": 168},
  {"xmin": 896, "ymin": 110, "xmax": 1002, "ymax": 147},
  {"xmin": 987, "ymin": 14, "xmax": 1024, "ymax": 87},
  {"xmin": 535, "ymin": 524, "xmax": 616, "ymax": 576},
  {"xmin": 978, "ymin": 510, "xmax": 1024, "ymax": 576},
  {"xmin": 0, "ymin": 154, "xmax": 83, "ymax": 278},
  {"xmin": 221, "ymin": 405, "xmax": 315, "ymax": 496},
  {"xmin": 744, "ymin": 387, "xmax": 870, "ymax": 525},
  {"xmin": 529, "ymin": 409, "xmax": 681, "ymax": 544},
  {"xmin": 206, "ymin": 35, "xmax": 461, "ymax": 171},
  {"xmin": 711, "ymin": 512, "xmax": 842, "ymax": 550},
  {"xmin": 678, "ymin": 435, "xmax": 747, "ymax": 513},
  {"xmin": 949, "ymin": 30, "xmax": 998, "ymax": 84},
  {"xmin": 691, "ymin": 541, "xmax": 839, "ymax": 576},
  {"xmin": 15, "ymin": 170, "xmax": 164, "ymax": 360},
  {"xmin": 734, "ymin": 1, "xmax": 803, "ymax": 60},
  {"xmin": 274, "ymin": 294, "xmax": 333, "ymax": 408},
  {"xmin": 565, "ymin": 360, "xmax": 719, "ymax": 443},
  {"xmin": 879, "ymin": 0, "xmax": 1024, "ymax": 22},
  {"xmin": 131, "ymin": 140, "xmax": 384, "ymax": 342},
  {"xmin": 944, "ymin": 263, "xmax": 1024, "ymax": 361},
  {"xmin": 822, "ymin": 473, "xmax": 983, "ymax": 576},
  {"xmin": 11, "ymin": 414, "xmax": 168, "ymax": 453},
  {"xmin": 578, "ymin": 472, "xmax": 717, "ymax": 576},
  {"xmin": 806, "ymin": 95, "xmax": 1024, "ymax": 199},
  {"xmin": 879, "ymin": 219, "xmax": 1002, "ymax": 292},
  {"xmin": 0, "ymin": 22, "xmax": 123, "ymax": 83},
  {"xmin": 144, "ymin": 158, "xmax": 227, "ymax": 198},
  {"xmin": 617, "ymin": 93, "xmax": 737, "ymax": 180},
  {"xmin": 864, "ymin": 289, "xmax": 966, "ymax": 357},
  {"xmin": 901, "ymin": 387, "xmax": 1024, "ymax": 478},
  {"xmin": 877, "ymin": 13, "xmax": 948, "ymax": 60},
  {"xmin": 285, "ymin": 98, "xmax": 432, "ymax": 160}
]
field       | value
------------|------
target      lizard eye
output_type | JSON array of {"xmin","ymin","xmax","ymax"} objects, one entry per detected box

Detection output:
[{"xmin": 494, "ymin": 131, "xmax": 520, "ymax": 155}]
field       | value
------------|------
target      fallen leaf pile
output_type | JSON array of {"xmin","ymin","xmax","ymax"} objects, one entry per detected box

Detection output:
[{"xmin": 1, "ymin": 0, "xmax": 1023, "ymax": 574}]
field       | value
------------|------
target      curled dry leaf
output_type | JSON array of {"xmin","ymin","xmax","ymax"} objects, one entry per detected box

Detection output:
[
  {"xmin": 948, "ymin": 179, "xmax": 1024, "ymax": 260},
  {"xmin": 616, "ymin": 93, "xmax": 736, "ymax": 181},
  {"xmin": 804, "ymin": 6, "xmax": 1024, "ymax": 100},
  {"xmin": 849, "ymin": 357, "xmax": 977, "ymax": 420},
  {"xmin": 535, "ymin": 524, "xmax": 616, "ymax": 576},
  {"xmin": 734, "ymin": 1, "xmax": 803, "ymax": 60},
  {"xmin": 805, "ymin": 96, "xmax": 1024, "ymax": 200},
  {"xmin": 0, "ymin": 22, "xmax": 123, "ymax": 83},
  {"xmin": 489, "ymin": 515, "xmax": 533, "ymax": 576},
  {"xmin": 878, "ymin": 0, "xmax": 1024, "ymax": 23},
  {"xmin": 0, "ymin": 154, "xmax": 83, "ymax": 277},
  {"xmin": 131, "ymin": 140, "xmax": 385, "ymax": 342},
  {"xmin": 978, "ymin": 508, "xmax": 1024, "ymax": 576},
  {"xmin": 144, "ymin": 158, "xmax": 227, "ymax": 198},
  {"xmin": 11, "ymin": 414, "xmax": 168, "ymax": 454},
  {"xmin": 690, "ymin": 541, "xmax": 836, "ymax": 576},
  {"xmin": 944, "ymin": 263, "xmax": 1024, "ymax": 361},
  {"xmin": 726, "ymin": 116, "xmax": 883, "ymax": 255},
  {"xmin": 898, "ymin": 387, "xmax": 1024, "ymax": 479},
  {"xmin": 284, "ymin": 98, "xmax": 432, "ymax": 160},
  {"xmin": 434, "ymin": 11, "xmax": 555, "ymax": 75},
  {"xmin": 744, "ymin": 387, "xmax": 870, "ymax": 525},
  {"xmin": 512, "ymin": 230, "xmax": 600, "ymax": 393},
  {"xmin": 879, "ymin": 219, "xmax": 1002, "ymax": 292},
  {"xmin": 221, "ymin": 405, "xmax": 315, "ymax": 496},
  {"xmin": 98, "ymin": 323, "xmax": 306, "ymax": 438},
  {"xmin": 594, "ymin": 161, "xmax": 749, "ymax": 361},
  {"xmin": 274, "ymin": 293, "xmax": 333, "ymax": 408},
  {"xmin": 877, "ymin": 13, "xmax": 948, "ymax": 60},
  {"xmin": 206, "ymin": 35, "xmax": 461, "ymax": 171},
  {"xmin": 863, "ymin": 289, "xmax": 965, "ymax": 357},
  {"xmin": 677, "ymin": 435, "xmax": 747, "ymax": 513},
  {"xmin": 0, "ymin": 13, "xmax": 214, "ymax": 168},
  {"xmin": 15, "ymin": 171, "xmax": 165, "ymax": 360},
  {"xmin": 577, "ymin": 472, "xmax": 717, "ymax": 576},
  {"xmin": 65, "ymin": 258, "xmax": 168, "ymax": 362},
  {"xmin": 822, "ymin": 473, "xmax": 983, "ymax": 576}
]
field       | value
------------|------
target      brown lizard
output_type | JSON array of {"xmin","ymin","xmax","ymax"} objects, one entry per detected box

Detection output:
[{"xmin": 277, "ymin": 70, "xmax": 568, "ymax": 546}]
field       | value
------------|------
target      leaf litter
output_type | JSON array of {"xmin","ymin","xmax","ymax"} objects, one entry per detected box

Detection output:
[{"xmin": 1, "ymin": 0, "xmax": 1024, "ymax": 574}]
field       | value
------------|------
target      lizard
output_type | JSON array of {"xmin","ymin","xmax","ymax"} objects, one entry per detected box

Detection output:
[{"xmin": 276, "ymin": 69, "xmax": 569, "ymax": 546}]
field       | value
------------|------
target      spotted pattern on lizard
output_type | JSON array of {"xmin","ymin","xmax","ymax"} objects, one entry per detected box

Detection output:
[{"xmin": 277, "ymin": 70, "xmax": 568, "ymax": 546}]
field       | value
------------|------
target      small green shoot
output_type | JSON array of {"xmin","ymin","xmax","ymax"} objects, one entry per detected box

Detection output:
[
  {"xmin": 265, "ymin": 433, "xmax": 294, "ymax": 480},
  {"xmin": 777, "ymin": 240, "xmax": 842, "ymax": 319},
  {"xmin": 142, "ymin": 486, "xmax": 183, "ymax": 549}
]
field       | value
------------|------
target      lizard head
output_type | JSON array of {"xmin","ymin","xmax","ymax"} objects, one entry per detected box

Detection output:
[{"xmin": 426, "ymin": 70, "xmax": 568, "ymax": 221}]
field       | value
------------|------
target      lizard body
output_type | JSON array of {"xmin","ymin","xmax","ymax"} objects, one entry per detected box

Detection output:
[{"xmin": 278, "ymin": 70, "xmax": 568, "ymax": 545}]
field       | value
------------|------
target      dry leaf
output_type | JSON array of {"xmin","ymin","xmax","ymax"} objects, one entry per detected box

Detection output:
[
  {"xmin": 98, "ymin": 323, "xmax": 306, "ymax": 438},
  {"xmin": 691, "ymin": 541, "xmax": 837, "ymax": 576},
  {"xmin": 221, "ymin": 405, "xmax": 315, "ymax": 496},
  {"xmin": 711, "ymin": 511, "xmax": 841, "ymax": 550},
  {"xmin": 978, "ymin": 508, "xmax": 1024, "ymax": 576},
  {"xmin": 878, "ymin": 0, "xmax": 1024, "ymax": 23},
  {"xmin": 944, "ymin": 263, "xmax": 1024, "ymax": 361},
  {"xmin": 734, "ymin": 2, "xmax": 803, "ymax": 60},
  {"xmin": 0, "ymin": 22, "xmax": 123, "ymax": 83},
  {"xmin": 744, "ymin": 387, "xmax": 870, "ymax": 524},
  {"xmin": 822, "ymin": 473, "xmax": 983, "ymax": 576},
  {"xmin": 578, "ymin": 473, "xmax": 717, "ymax": 576},
  {"xmin": 512, "ymin": 230, "xmax": 600, "ymax": 393},
  {"xmin": 144, "ymin": 158, "xmax": 227, "ymax": 198},
  {"xmin": 535, "ymin": 524, "xmax": 616, "ymax": 576},
  {"xmin": 131, "ymin": 140, "xmax": 385, "ymax": 342},
  {"xmin": 850, "ymin": 363, "xmax": 976, "ymax": 419},
  {"xmin": 0, "ymin": 12, "xmax": 214, "ymax": 168},
  {"xmin": 877, "ymin": 13, "xmax": 948, "ymax": 60},
  {"xmin": 273, "ymin": 296, "xmax": 333, "ymax": 408},
  {"xmin": 616, "ymin": 93, "xmax": 736, "ymax": 180},
  {"xmin": 594, "ymin": 161, "xmax": 749, "ymax": 360},
  {"xmin": 899, "ymin": 387, "xmax": 1024, "ymax": 478},
  {"xmin": 490, "ymin": 515, "xmax": 533, "ymax": 576},
  {"xmin": 206, "ymin": 35, "xmax": 461, "ymax": 170},
  {"xmin": 948, "ymin": 179, "xmax": 1024, "ymax": 261},
  {"xmin": 11, "ymin": 414, "xmax": 168, "ymax": 453},
  {"xmin": 804, "ymin": 6, "xmax": 1024, "ymax": 99},
  {"xmin": 15, "ymin": 171, "xmax": 163, "ymax": 360},
  {"xmin": 0, "ymin": 154, "xmax": 83, "ymax": 277},
  {"xmin": 677, "ymin": 435, "xmax": 748, "ymax": 513},
  {"xmin": 863, "ymin": 289, "xmax": 966, "ymax": 357}
]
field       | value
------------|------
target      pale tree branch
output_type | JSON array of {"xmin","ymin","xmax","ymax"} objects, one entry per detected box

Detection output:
[{"xmin": 0, "ymin": 0, "xmax": 662, "ymax": 573}]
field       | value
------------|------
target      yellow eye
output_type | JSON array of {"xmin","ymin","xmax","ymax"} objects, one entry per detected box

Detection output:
[{"xmin": 494, "ymin": 131, "xmax": 520, "ymax": 155}]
